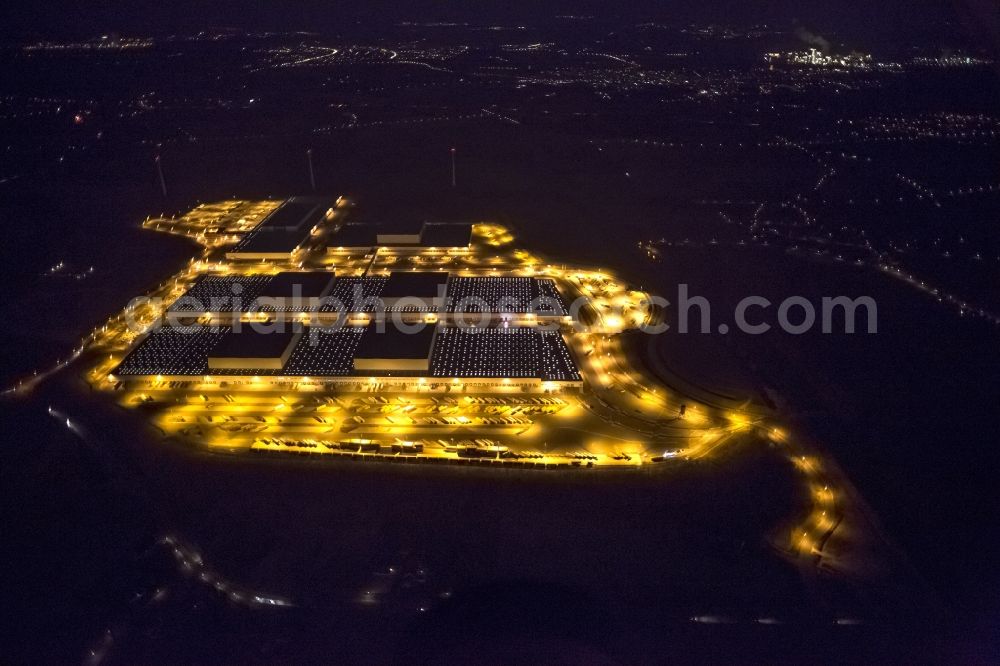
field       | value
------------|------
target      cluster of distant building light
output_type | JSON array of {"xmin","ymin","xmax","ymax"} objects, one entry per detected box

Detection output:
[{"xmin": 765, "ymin": 49, "xmax": 992, "ymax": 70}]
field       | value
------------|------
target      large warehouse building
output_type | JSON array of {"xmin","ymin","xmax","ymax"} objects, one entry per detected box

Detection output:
[
  {"xmin": 326, "ymin": 221, "xmax": 473, "ymax": 254},
  {"xmin": 226, "ymin": 197, "xmax": 337, "ymax": 261},
  {"xmin": 166, "ymin": 272, "xmax": 568, "ymax": 325},
  {"xmin": 118, "ymin": 268, "xmax": 582, "ymax": 387}
]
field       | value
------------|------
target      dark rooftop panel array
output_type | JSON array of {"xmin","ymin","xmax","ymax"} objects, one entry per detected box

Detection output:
[
  {"xmin": 328, "ymin": 224, "xmax": 379, "ymax": 248},
  {"xmin": 256, "ymin": 197, "xmax": 333, "ymax": 232},
  {"xmin": 230, "ymin": 228, "xmax": 309, "ymax": 254},
  {"xmin": 420, "ymin": 223, "xmax": 473, "ymax": 247},
  {"xmin": 209, "ymin": 326, "xmax": 300, "ymax": 360},
  {"xmin": 382, "ymin": 272, "xmax": 449, "ymax": 298},
  {"xmin": 257, "ymin": 272, "xmax": 335, "ymax": 299},
  {"xmin": 354, "ymin": 323, "xmax": 436, "ymax": 360}
]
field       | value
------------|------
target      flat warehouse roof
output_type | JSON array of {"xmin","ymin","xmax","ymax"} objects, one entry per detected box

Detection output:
[
  {"xmin": 320, "ymin": 277, "xmax": 388, "ymax": 312},
  {"xmin": 354, "ymin": 323, "xmax": 437, "ymax": 360},
  {"xmin": 328, "ymin": 224, "xmax": 379, "ymax": 248},
  {"xmin": 257, "ymin": 197, "xmax": 333, "ymax": 232},
  {"xmin": 420, "ymin": 223, "xmax": 473, "ymax": 247},
  {"xmin": 257, "ymin": 272, "xmax": 335, "ymax": 299},
  {"xmin": 328, "ymin": 221, "xmax": 472, "ymax": 249},
  {"xmin": 230, "ymin": 228, "xmax": 308, "ymax": 254},
  {"xmin": 209, "ymin": 326, "xmax": 299, "ymax": 360},
  {"xmin": 382, "ymin": 272, "xmax": 449, "ymax": 298},
  {"xmin": 377, "ymin": 220, "xmax": 424, "ymax": 236}
]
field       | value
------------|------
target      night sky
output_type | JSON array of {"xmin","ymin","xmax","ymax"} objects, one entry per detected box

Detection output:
[{"xmin": 2, "ymin": 0, "xmax": 998, "ymax": 45}]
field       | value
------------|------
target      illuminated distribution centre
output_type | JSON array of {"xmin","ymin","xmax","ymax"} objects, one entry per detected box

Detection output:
[{"xmin": 79, "ymin": 196, "xmax": 790, "ymax": 487}]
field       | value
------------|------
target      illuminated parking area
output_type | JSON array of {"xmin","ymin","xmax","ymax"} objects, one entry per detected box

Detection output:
[
  {"xmin": 84, "ymin": 202, "xmax": 787, "ymax": 489},
  {"xmin": 93, "ymin": 205, "xmax": 678, "ymax": 466}
]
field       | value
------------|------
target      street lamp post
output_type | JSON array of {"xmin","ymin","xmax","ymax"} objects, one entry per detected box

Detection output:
[
  {"xmin": 155, "ymin": 155, "xmax": 167, "ymax": 197},
  {"xmin": 307, "ymin": 149, "xmax": 316, "ymax": 191}
]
